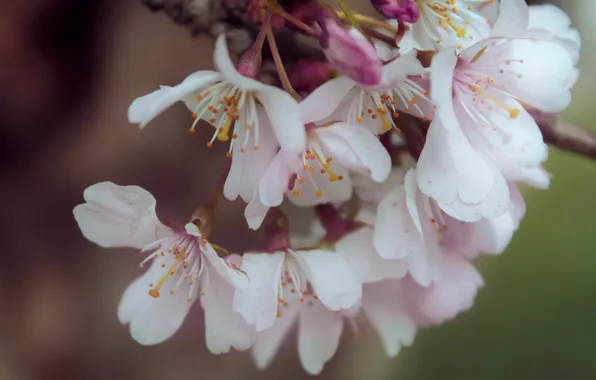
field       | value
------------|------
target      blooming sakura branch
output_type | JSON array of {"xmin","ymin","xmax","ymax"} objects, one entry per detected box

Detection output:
[{"xmin": 73, "ymin": 0, "xmax": 581, "ymax": 375}]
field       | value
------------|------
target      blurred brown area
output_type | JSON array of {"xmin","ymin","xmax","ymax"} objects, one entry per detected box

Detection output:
[{"xmin": 1, "ymin": 1, "xmax": 595, "ymax": 380}]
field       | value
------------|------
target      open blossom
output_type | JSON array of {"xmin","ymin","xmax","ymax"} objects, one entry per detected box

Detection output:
[
  {"xmin": 249, "ymin": 88, "xmax": 392, "ymax": 227},
  {"xmin": 412, "ymin": 0, "xmax": 492, "ymax": 51},
  {"xmin": 417, "ymin": 4, "xmax": 577, "ymax": 221},
  {"xmin": 315, "ymin": 49, "xmax": 433, "ymax": 134},
  {"xmin": 127, "ymin": 33, "xmax": 305, "ymax": 171},
  {"xmin": 73, "ymin": 182, "xmax": 250, "ymax": 348}
]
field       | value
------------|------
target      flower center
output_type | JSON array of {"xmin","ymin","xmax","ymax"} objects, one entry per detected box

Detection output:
[
  {"xmin": 454, "ymin": 48, "xmax": 526, "ymax": 123},
  {"xmin": 188, "ymin": 81, "xmax": 260, "ymax": 158},
  {"xmin": 140, "ymin": 234, "xmax": 207, "ymax": 302},
  {"xmin": 276, "ymin": 256, "xmax": 319, "ymax": 317},
  {"xmin": 418, "ymin": 0, "xmax": 491, "ymax": 47},
  {"xmin": 289, "ymin": 135, "xmax": 345, "ymax": 199}
]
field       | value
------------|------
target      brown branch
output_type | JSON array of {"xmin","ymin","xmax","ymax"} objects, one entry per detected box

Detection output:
[{"xmin": 538, "ymin": 113, "xmax": 596, "ymax": 160}]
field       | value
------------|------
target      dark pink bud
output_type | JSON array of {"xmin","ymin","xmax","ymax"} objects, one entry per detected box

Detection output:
[
  {"xmin": 289, "ymin": 60, "xmax": 334, "ymax": 93},
  {"xmin": 318, "ymin": 17, "xmax": 383, "ymax": 86},
  {"xmin": 264, "ymin": 209, "xmax": 291, "ymax": 252},
  {"xmin": 371, "ymin": 0, "xmax": 419, "ymax": 23}
]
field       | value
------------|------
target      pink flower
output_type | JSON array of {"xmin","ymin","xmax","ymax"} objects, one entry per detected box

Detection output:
[
  {"xmin": 73, "ymin": 182, "xmax": 252, "ymax": 348},
  {"xmin": 234, "ymin": 238, "xmax": 362, "ymax": 374},
  {"xmin": 312, "ymin": 49, "xmax": 433, "ymax": 134},
  {"xmin": 319, "ymin": 17, "xmax": 384, "ymax": 86},
  {"xmin": 412, "ymin": 0, "xmax": 491, "ymax": 51},
  {"xmin": 127, "ymin": 33, "xmax": 306, "ymax": 176},
  {"xmin": 233, "ymin": 247, "xmax": 362, "ymax": 332},
  {"xmin": 418, "ymin": 22, "xmax": 577, "ymax": 221},
  {"xmin": 248, "ymin": 90, "xmax": 392, "ymax": 228},
  {"xmin": 402, "ymin": 253, "xmax": 484, "ymax": 326}
]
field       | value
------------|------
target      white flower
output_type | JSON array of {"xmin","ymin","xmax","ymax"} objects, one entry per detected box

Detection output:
[{"xmin": 73, "ymin": 182, "xmax": 251, "ymax": 348}]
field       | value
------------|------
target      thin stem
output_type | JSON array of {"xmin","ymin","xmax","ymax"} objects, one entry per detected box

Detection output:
[
  {"xmin": 266, "ymin": 26, "xmax": 302, "ymax": 100},
  {"xmin": 335, "ymin": 0, "xmax": 358, "ymax": 28},
  {"xmin": 337, "ymin": 11, "xmax": 397, "ymax": 34},
  {"xmin": 361, "ymin": 26, "xmax": 397, "ymax": 47},
  {"xmin": 253, "ymin": 8, "xmax": 273, "ymax": 52},
  {"xmin": 270, "ymin": 7, "xmax": 320, "ymax": 36},
  {"xmin": 206, "ymin": 162, "xmax": 231, "ymax": 209}
]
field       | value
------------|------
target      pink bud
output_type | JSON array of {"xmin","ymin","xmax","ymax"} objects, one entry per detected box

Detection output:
[
  {"xmin": 319, "ymin": 17, "xmax": 384, "ymax": 86},
  {"xmin": 402, "ymin": 255, "xmax": 484, "ymax": 326},
  {"xmin": 289, "ymin": 60, "xmax": 334, "ymax": 93},
  {"xmin": 371, "ymin": 0, "xmax": 419, "ymax": 23}
]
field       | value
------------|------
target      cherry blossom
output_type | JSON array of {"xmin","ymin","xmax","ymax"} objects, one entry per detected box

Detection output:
[
  {"xmin": 127, "ymin": 34, "xmax": 305, "ymax": 170},
  {"xmin": 73, "ymin": 182, "xmax": 251, "ymax": 348}
]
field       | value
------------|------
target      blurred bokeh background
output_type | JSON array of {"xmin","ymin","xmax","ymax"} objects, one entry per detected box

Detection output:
[{"xmin": 0, "ymin": 0, "xmax": 595, "ymax": 379}]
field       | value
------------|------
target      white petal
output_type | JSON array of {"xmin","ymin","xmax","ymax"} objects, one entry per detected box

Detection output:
[
  {"xmin": 119, "ymin": 261, "xmax": 195, "ymax": 345},
  {"xmin": 291, "ymin": 249, "xmax": 362, "ymax": 311},
  {"xmin": 417, "ymin": 113, "xmax": 508, "ymax": 222},
  {"xmin": 202, "ymin": 257, "xmax": 257, "ymax": 354},
  {"xmin": 128, "ymin": 70, "xmax": 219, "ymax": 128},
  {"xmin": 315, "ymin": 122, "xmax": 391, "ymax": 182},
  {"xmin": 491, "ymin": 0, "xmax": 529, "ymax": 37},
  {"xmin": 288, "ymin": 165, "xmax": 353, "ymax": 207},
  {"xmin": 233, "ymin": 252, "xmax": 286, "ymax": 331},
  {"xmin": 200, "ymin": 237, "xmax": 250, "ymax": 289},
  {"xmin": 298, "ymin": 303, "xmax": 344, "ymax": 375},
  {"xmin": 258, "ymin": 152, "xmax": 294, "ymax": 207},
  {"xmin": 256, "ymin": 86, "xmax": 306, "ymax": 169},
  {"xmin": 214, "ymin": 35, "xmax": 265, "ymax": 91},
  {"xmin": 245, "ymin": 193, "xmax": 271, "ymax": 230},
  {"xmin": 252, "ymin": 302, "xmax": 301, "ymax": 370},
  {"xmin": 361, "ymin": 280, "xmax": 416, "ymax": 357},
  {"xmin": 73, "ymin": 182, "xmax": 172, "ymax": 250},
  {"xmin": 373, "ymin": 186, "xmax": 424, "ymax": 260},
  {"xmin": 338, "ymin": 228, "xmax": 408, "ymax": 282},
  {"xmin": 299, "ymin": 76, "xmax": 356, "ymax": 124}
]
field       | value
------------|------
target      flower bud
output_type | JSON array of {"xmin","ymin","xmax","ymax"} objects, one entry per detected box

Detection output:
[
  {"xmin": 318, "ymin": 15, "xmax": 383, "ymax": 86},
  {"xmin": 371, "ymin": 0, "xmax": 419, "ymax": 23}
]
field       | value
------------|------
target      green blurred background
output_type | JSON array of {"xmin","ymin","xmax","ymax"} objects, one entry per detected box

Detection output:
[{"xmin": 0, "ymin": 0, "xmax": 594, "ymax": 379}]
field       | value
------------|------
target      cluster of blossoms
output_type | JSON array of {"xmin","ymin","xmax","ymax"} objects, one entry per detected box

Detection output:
[{"xmin": 73, "ymin": 0, "xmax": 580, "ymax": 375}]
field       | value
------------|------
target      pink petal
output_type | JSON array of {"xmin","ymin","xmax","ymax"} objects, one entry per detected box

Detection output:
[
  {"xmin": 403, "ymin": 254, "xmax": 484, "ymax": 326},
  {"xmin": 361, "ymin": 280, "xmax": 416, "ymax": 357},
  {"xmin": 258, "ymin": 152, "xmax": 294, "ymax": 207}
]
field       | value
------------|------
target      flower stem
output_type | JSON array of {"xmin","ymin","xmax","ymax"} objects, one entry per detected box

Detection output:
[
  {"xmin": 337, "ymin": 11, "xmax": 397, "ymax": 34},
  {"xmin": 206, "ymin": 162, "xmax": 231, "ymax": 209},
  {"xmin": 270, "ymin": 6, "xmax": 320, "ymax": 36},
  {"xmin": 334, "ymin": 0, "xmax": 358, "ymax": 28},
  {"xmin": 253, "ymin": 8, "xmax": 273, "ymax": 52},
  {"xmin": 266, "ymin": 26, "xmax": 302, "ymax": 100}
]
